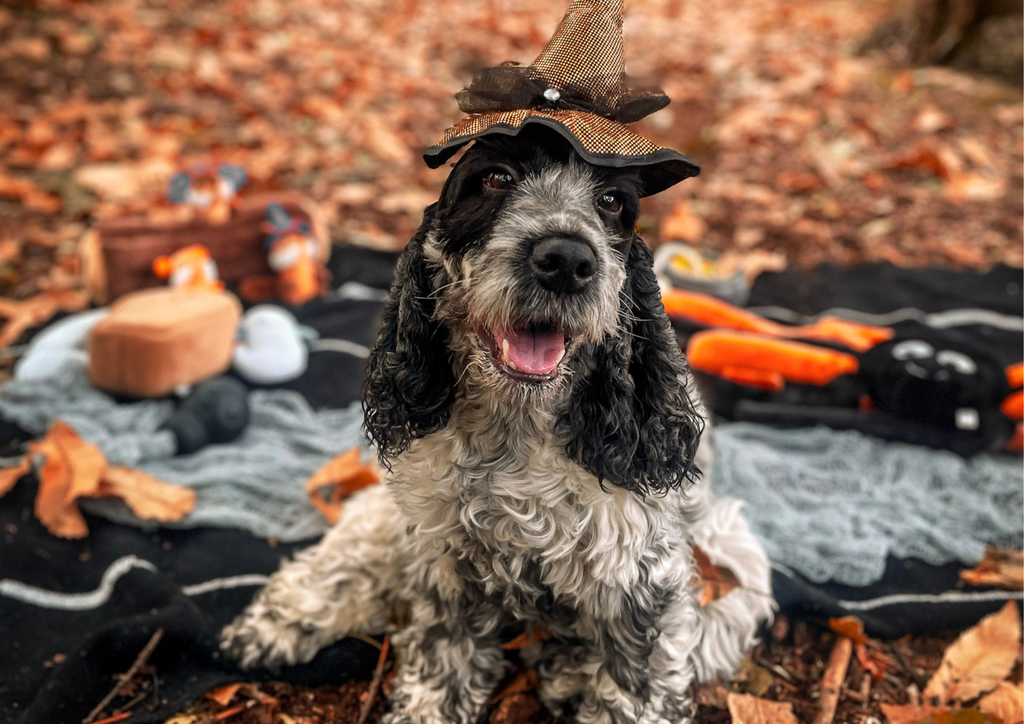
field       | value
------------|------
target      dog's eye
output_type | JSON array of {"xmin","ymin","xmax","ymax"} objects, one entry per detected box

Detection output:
[
  {"xmin": 483, "ymin": 170, "xmax": 515, "ymax": 191},
  {"xmin": 598, "ymin": 192, "xmax": 622, "ymax": 213}
]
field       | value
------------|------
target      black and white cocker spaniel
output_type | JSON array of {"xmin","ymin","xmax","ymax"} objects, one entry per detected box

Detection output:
[{"xmin": 221, "ymin": 126, "xmax": 773, "ymax": 724}]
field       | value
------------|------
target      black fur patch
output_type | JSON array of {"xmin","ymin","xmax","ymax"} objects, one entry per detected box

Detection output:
[
  {"xmin": 362, "ymin": 205, "xmax": 456, "ymax": 466},
  {"xmin": 560, "ymin": 239, "xmax": 705, "ymax": 495}
]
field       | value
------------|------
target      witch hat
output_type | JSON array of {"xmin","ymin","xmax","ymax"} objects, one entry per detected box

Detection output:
[{"xmin": 424, "ymin": 0, "xmax": 698, "ymax": 197}]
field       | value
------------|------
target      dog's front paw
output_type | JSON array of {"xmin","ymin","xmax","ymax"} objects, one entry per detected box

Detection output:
[{"xmin": 218, "ymin": 599, "xmax": 326, "ymax": 671}]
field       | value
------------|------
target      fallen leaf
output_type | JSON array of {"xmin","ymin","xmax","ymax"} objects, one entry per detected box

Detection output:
[
  {"xmin": 659, "ymin": 201, "xmax": 706, "ymax": 243},
  {"xmin": 961, "ymin": 548, "xmax": 1024, "ymax": 591},
  {"xmin": 28, "ymin": 421, "xmax": 106, "ymax": 538},
  {"xmin": 829, "ymin": 616, "xmax": 868, "ymax": 645},
  {"xmin": 883, "ymin": 704, "xmax": 951, "ymax": 724},
  {"xmin": 923, "ymin": 601, "xmax": 1021, "ymax": 704},
  {"xmin": 913, "ymin": 105, "xmax": 953, "ymax": 134},
  {"xmin": 929, "ymin": 710, "xmax": 1004, "ymax": 724},
  {"xmin": 693, "ymin": 682, "xmax": 730, "ymax": 708},
  {"xmin": 0, "ymin": 457, "xmax": 30, "ymax": 498},
  {"xmin": 489, "ymin": 669, "xmax": 545, "ymax": 724},
  {"xmin": 944, "ymin": 173, "xmax": 1007, "ymax": 204},
  {"xmin": 205, "ymin": 682, "xmax": 243, "ymax": 707},
  {"xmin": 691, "ymin": 543, "xmax": 740, "ymax": 606},
  {"xmin": 0, "ymin": 289, "xmax": 90, "ymax": 349},
  {"xmin": 882, "ymin": 703, "xmax": 951, "ymax": 724},
  {"xmin": 305, "ymin": 448, "xmax": 380, "ymax": 525},
  {"xmin": 726, "ymin": 692, "xmax": 798, "ymax": 724},
  {"xmin": 99, "ymin": 466, "xmax": 195, "ymax": 522},
  {"xmin": 775, "ymin": 170, "xmax": 822, "ymax": 192},
  {"xmin": 978, "ymin": 683, "xmax": 1024, "ymax": 724},
  {"xmin": 500, "ymin": 624, "xmax": 551, "ymax": 651}
]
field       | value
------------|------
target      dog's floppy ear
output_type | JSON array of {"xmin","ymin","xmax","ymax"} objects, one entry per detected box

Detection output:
[
  {"xmin": 562, "ymin": 237, "xmax": 704, "ymax": 495},
  {"xmin": 363, "ymin": 204, "xmax": 455, "ymax": 467}
]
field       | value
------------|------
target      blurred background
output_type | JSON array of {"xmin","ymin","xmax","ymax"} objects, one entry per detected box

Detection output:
[{"xmin": 0, "ymin": 0, "xmax": 1021, "ymax": 307}]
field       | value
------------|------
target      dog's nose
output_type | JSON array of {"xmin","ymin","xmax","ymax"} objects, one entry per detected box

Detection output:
[{"xmin": 530, "ymin": 237, "xmax": 597, "ymax": 294}]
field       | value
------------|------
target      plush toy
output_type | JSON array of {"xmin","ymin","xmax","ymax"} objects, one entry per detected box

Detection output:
[
  {"xmin": 168, "ymin": 164, "xmax": 247, "ymax": 224},
  {"xmin": 161, "ymin": 377, "xmax": 251, "ymax": 454},
  {"xmin": 152, "ymin": 244, "xmax": 224, "ymax": 292},
  {"xmin": 669, "ymin": 290, "xmax": 1022, "ymax": 456},
  {"xmin": 232, "ymin": 305, "xmax": 312, "ymax": 384},
  {"xmin": 262, "ymin": 203, "xmax": 329, "ymax": 306}
]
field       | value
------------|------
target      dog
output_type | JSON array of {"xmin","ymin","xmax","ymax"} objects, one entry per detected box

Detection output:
[{"xmin": 220, "ymin": 126, "xmax": 774, "ymax": 724}]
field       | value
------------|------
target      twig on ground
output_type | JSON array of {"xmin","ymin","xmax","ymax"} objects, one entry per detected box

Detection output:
[
  {"xmin": 82, "ymin": 628, "xmax": 164, "ymax": 724},
  {"xmin": 214, "ymin": 704, "xmax": 246, "ymax": 720},
  {"xmin": 812, "ymin": 634, "xmax": 853, "ymax": 724},
  {"xmin": 87, "ymin": 713, "xmax": 132, "ymax": 724},
  {"xmin": 357, "ymin": 634, "xmax": 391, "ymax": 724},
  {"xmin": 120, "ymin": 689, "xmax": 148, "ymax": 712}
]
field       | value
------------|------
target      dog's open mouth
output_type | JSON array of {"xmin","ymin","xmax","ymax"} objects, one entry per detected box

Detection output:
[{"xmin": 488, "ymin": 322, "xmax": 567, "ymax": 382}]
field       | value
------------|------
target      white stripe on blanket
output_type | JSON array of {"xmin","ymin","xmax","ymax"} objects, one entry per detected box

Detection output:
[{"xmin": 0, "ymin": 555, "xmax": 270, "ymax": 610}]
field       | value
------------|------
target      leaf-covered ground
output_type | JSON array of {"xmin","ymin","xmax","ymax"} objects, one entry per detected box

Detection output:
[{"xmin": 0, "ymin": 0, "xmax": 1022, "ymax": 305}]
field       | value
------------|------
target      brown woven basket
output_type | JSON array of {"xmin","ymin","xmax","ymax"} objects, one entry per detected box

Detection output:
[{"xmin": 83, "ymin": 191, "xmax": 328, "ymax": 303}]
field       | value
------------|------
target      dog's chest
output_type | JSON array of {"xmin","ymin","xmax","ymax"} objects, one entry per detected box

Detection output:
[{"xmin": 390, "ymin": 410, "xmax": 664, "ymax": 613}]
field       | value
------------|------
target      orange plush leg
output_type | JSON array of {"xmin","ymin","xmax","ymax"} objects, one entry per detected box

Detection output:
[
  {"xmin": 686, "ymin": 330, "xmax": 860, "ymax": 390},
  {"xmin": 662, "ymin": 289, "xmax": 892, "ymax": 352}
]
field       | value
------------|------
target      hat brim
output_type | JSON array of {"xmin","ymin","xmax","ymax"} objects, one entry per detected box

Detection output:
[{"xmin": 424, "ymin": 110, "xmax": 699, "ymax": 197}]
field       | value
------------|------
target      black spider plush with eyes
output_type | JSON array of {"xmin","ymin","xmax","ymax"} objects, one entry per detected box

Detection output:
[{"xmin": 860, "ymin": 332, "xmax": 1014, "ymax": 449}]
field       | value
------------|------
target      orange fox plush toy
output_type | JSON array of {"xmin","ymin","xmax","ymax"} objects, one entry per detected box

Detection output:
[
  {"xmin": 263, "ymin": 203, "xmax": 329, "ymax": 306},
  {"xmin": 152, "ymin": 244, "xmax": 224, "ymax": 292}
]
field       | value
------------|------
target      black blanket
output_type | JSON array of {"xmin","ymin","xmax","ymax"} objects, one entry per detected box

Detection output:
[{"xmin": 1, "ymin": 251, "xmax": 1020, "ymax": 723}]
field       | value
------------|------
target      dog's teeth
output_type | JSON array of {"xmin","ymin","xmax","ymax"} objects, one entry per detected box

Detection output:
[
  {"xmin": 508, "ymin": 359, "xmax": 519, "ymax": 371},
  {"xmin": 556, "ymin": 349, "xmax": 565, "ymax": 364},
  {"xmin": 501, "ymin": 338, "xmax": 510, "ymax": 364}
]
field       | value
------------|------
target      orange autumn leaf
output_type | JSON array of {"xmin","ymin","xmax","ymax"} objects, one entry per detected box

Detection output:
[
  {"xmin": 659, "ymin": 201, "xmax": 706, "ymax": 243},
  {"xmin": 0, "ymin": 457, "xmax": 30, "ymax": 498},
  {"xmin": 205, "ymin": 682, "xmax": 244, "ymax": 708},
  {"xmin": 305, "ymin": 448, "xmax": 380, "ymax": 525},
  {"xmin": 726, "ymin": 692, "xmax": 798, "ymax": 724},
  {"xmin": 828, "ymin": 616, "xmax": 868, "ymax": 646},
  {"xmin": 692, "ymin": 543, "xmax": 740, "ymax": 606},
  {"xmin": 0, "ymin": 289, "xmax": 89, "ymax": 349},
  {"xmin": 99, "ymin": 466, "xmax": 195, "ymax": 522},
  {"xmin": 491, "ymin": 669, "xmax": 540, "ymax": 704},
  {"xmin": 28, "ymin": 421, "xmax": 106, "ymax": 538},
  {"xmin": 501, "ymin": 624, "xmax": 552, "ymax": 651},
  {"xmin": 960, "ymin": 548, "xmax": 1024, "ymax": 592},
  {"xmin": 923, "ymin": 601, "xmax": 1021, "ymax": 704},
  {"xmin": 978, "ymin": 683, "xmax": 1024, "ymax": 724},
  {"xmin": 882, "ymin": 704, "xmax": 951, "ymax": 724}
]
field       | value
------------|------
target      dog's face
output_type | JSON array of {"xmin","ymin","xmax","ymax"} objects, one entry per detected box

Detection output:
[
  {"xmin": 427, "ymin": 131, "xmax": 640, "ymax": 397},
  {"xmin": 364, "ymin": 127, "xmax": 703, "ymax": 494}
]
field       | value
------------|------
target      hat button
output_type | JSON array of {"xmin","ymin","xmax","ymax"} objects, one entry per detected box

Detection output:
[{"xmin": 543, "ymin": 88, "xmax": 561, "ymax": 103}]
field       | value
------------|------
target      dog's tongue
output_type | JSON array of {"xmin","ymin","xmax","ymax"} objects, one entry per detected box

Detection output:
[{"xmin": 499, "ymin": 326, "xmax": 565, "ymax": 375}]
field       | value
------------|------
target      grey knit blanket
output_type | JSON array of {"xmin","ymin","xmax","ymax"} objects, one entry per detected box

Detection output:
[
  {"xmin": 0, "ymin": 360, "xmax": 363, "ymax": 542},
  {"xmin": 711, "ymin": 423, "xmax": 1023, "ymax": 586},
  {"xmin": 3, "ymin": 358, "xmax": 1021, "ymax": 585}
]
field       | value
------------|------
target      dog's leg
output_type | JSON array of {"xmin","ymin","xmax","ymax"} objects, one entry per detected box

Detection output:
[
  {"xmin": 688, "ymin": 495, "xmax": 775, "ymax": 682},
  {"xmin": 219, "ymin": 484, "xmax": 405, "ymax": 670},
  {"xmin": 384, "ymin": 554, "xmax": 509, "ymax": 724}
]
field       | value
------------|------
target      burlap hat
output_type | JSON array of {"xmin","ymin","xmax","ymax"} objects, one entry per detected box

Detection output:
[{"xmin": 424, "ymin": 0, "xmax": 699, "ymax": 196}]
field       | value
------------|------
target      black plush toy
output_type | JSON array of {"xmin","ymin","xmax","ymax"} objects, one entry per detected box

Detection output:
[
  {"xmin": 860, "ymin": 334, "xmax": 1012, "ymax": 445},
  {"xmin": 162, "ymin": 377, "xmax": 250, "ymax": 455}
]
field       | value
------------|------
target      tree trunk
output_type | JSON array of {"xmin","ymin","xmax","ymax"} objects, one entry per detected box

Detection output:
[{"xmin": 863, "ymin": 0, "xmax": 1022, "ymax": 83}]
